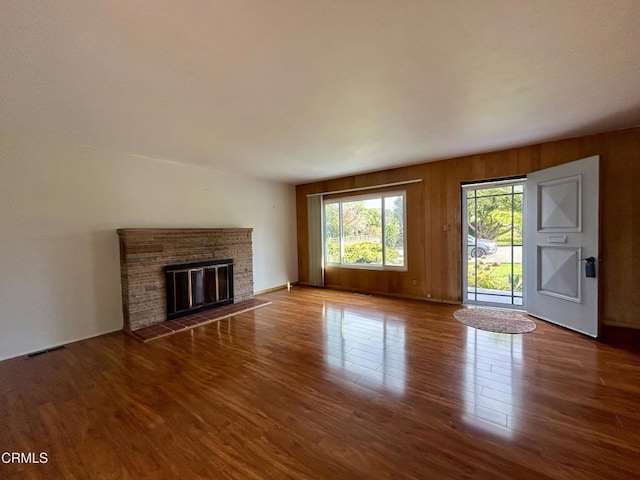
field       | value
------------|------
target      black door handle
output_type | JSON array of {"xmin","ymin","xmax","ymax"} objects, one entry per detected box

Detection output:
[{"xmin": 582, "ymin": 257, "xmax": 596, "ymax": 278}]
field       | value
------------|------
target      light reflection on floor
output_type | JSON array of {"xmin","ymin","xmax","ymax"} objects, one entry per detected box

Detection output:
[
  {"xmin": 322, "ymin": 303, "xmax": 406, "ymax": 394},
  {"xmin": 463, "ymin": 327, "xmax": 524, "ymax": 439}
]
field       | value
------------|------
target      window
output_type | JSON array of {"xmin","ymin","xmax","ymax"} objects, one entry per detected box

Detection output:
[{"xmin": 324, "ymin": 191, "xmax": 406, "ymax": 269}]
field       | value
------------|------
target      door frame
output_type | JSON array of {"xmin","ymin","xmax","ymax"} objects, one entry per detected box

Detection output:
[{"xmin": 461, "ymin": 176, "xmax": 526, "ymax": 309}]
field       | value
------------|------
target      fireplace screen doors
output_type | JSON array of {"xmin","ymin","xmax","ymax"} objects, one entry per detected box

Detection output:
[{"xmin": 165, "ymin": 259, "xmax": 233, "ymax": 319}]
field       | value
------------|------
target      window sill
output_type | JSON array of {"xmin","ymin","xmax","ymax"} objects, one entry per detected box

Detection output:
[{"xmin": 325, "ymin": 263, "xmax": 407, "ymax": 272}]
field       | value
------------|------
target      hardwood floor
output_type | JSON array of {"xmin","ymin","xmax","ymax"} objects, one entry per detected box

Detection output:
[{"xmin": 1, "ymin": 286, "xmax": 639, "ymax": 479}]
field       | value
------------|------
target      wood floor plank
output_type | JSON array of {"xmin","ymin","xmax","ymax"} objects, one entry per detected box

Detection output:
[{"xmin": 1, "ymin": 286, "xmax": 639, "ymax": 479}]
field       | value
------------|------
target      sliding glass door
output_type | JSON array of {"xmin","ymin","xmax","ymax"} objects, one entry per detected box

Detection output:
[{"xmin": 462, "ymin": 180, "xmax": 524, "ymax": 308}]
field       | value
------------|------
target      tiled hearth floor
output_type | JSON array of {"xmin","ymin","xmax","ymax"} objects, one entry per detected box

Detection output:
[{"xmin": 129, "ymin": 298, "xmax": 271, "ymax": 342}]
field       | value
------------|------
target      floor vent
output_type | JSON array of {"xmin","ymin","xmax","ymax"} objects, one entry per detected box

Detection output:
[{"xmin": 27, "ymin": 345, "xmax": 65, "ymax": 358}]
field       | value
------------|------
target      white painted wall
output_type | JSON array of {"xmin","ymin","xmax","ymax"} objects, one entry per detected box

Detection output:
[{"xmin": 0, "ymin": 132, "xmax": 298, "ymax": 361}]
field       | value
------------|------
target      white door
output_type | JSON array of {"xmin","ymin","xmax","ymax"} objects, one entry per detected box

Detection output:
[{"xmin": 524, "ymin": 156, "xmax": 599, "ymax": 337}]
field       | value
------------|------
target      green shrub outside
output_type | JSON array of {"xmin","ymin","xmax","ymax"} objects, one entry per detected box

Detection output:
[
  {"xmin": 468, "ymin": 262, "xmax": 523, "ymax": 291},
  {"xmin": 326, "ymin": 240, "xmax": 399, "ymax": 265},
  {"xmin": 494, "ymin": 231, "xmax": 523, "ymax": 246},
  {"xmin": 326, "ymin": 240, "xmax": 340, "ymax": 263}
]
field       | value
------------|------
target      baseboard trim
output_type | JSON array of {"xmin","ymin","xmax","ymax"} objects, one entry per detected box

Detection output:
[
  {"xmin": 0, "ymin": 326, "xmax": 124, "ymax": 363},
  {"xmin": 255, "ymin": 284, "xmax": 291, "ymax": 295},
  {"xmin": 600, "ymin": 325, "xmax": 640, "ymax": 350},
  {"xmin": 321, "ymin": 283, "xmax": 461, "ymax": 305},
  {"xmin": 602, "ymin": 321, "xmax": 640, "ymax": 329}
]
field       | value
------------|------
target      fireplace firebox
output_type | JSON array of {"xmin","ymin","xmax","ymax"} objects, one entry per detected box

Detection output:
[{"xmin": 165, "ymin": 259, "xmax": 234, "ymax": 320}]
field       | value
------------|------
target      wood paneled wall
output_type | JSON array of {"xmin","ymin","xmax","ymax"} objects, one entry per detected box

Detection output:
[{"xmin": 295, "ymin": 127, "xmax": 640, "ymax": 328}]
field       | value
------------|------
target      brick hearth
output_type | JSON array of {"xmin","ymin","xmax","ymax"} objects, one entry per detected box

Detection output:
[
  {"xmin": 131, "ymin": 298, "xmax": 271, "ymax": 342},
  {"xmin": 117, "ymin": 228, "xmax": 254, "ymax": 331}
]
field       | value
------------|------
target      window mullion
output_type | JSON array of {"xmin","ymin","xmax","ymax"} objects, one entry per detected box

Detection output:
[
  {"xmin": 339, "ymin": 202, "xmax": 344, "ymax": 265},
  {"xmin": 381, "ymin": 197, "xmax": 386, "ymax": 266}
]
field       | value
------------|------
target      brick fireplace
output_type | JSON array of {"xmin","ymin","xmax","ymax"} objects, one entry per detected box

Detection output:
[{"xmin": 117, "ymin": 228, "xmax": 254, "ymax": 332}]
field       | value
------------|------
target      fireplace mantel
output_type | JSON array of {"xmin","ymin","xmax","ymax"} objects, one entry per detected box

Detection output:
[{"xmin": 117, "ymin": 228, "xmax": 253, "ymax": 331}]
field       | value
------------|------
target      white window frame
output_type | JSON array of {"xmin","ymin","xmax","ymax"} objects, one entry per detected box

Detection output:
[{"xmin": 323, "ymin": 190, "xmax": 407, "ymax": 271}]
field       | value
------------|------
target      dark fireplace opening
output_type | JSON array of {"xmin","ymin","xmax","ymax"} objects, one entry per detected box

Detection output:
[{"xmin": 165, "ymin": 259, "xmax": 234, "ymax": 320}]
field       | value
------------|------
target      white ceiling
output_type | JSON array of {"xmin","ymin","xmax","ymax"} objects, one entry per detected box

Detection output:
[{"xmin": 2, "ymin": 1, "xmax": 639, "ymax": 184}]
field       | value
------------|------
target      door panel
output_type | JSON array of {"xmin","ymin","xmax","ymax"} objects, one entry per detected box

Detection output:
[
  {"xmin": 525, "ymin": 156, "xmax": 599, "ymax": 337},
  {"xmin": 537, "ymin": 245, "xmax": 581, "ymax": 302},
  {"xmin": 538, "ymin": 175, "xmax": 582, "ymax": 231}
]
